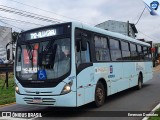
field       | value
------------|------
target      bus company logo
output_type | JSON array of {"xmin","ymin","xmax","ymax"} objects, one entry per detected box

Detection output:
[
  {"xmin": 108, "ymin": 65, "xmax": 115, "ymax": 78},
  {"xmin": 109, "ymin": 65, "xmax": 113, "ymax": 74},
  {"xmin": 95, "ymin": 67, "xmax": 107, "ymax": 73},
  {"xmin": 150, "ymin": 1, "xmax": 159, "ymax": 10}
]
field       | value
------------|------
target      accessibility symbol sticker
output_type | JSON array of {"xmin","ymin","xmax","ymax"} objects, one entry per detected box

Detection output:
[{"xmin": 38, "ymin": 70, "xmax": 47, "ymax": 80}]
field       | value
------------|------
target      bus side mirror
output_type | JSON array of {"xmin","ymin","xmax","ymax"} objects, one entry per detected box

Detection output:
[{"xmin": 7, "ymin": 49, "xmax": 10, "ymax": 60}]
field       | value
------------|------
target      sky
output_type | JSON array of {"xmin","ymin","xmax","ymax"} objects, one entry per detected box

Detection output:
[{"xmin": 0, "ymin": 0, "xmax": 160, "ymax": 43}]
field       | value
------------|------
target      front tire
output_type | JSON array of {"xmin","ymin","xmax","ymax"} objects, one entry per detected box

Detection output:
[{"xmin": 94, "ymin": 82, "xmax": 105, "ymax": 107}]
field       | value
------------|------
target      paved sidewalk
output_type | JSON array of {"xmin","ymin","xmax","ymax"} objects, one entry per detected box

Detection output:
[{"xmin": 153, "ymin": 65, "xmax": 160, "ymax": 72}]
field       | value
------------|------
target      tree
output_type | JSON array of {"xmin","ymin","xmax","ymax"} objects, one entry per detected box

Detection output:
[{"xmin": 12, "ymin": 31, "xmax": 19, "ymax": 43}]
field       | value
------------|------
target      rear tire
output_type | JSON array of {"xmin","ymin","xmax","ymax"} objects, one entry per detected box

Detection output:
[
  {"xmin": 94, "ymin": 82, "xmax": 105, "ymax": 107},
  {"xmin": 137, "ymin": 74, "xmax": 143, "ymax": 90}
]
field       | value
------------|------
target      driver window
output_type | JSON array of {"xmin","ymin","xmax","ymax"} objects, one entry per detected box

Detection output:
[{"xmin": 76, "ymin": 42, "xmax": 90, "ymax": 67}]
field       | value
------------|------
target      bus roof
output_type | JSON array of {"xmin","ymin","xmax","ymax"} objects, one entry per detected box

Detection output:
[
  {"xmin": 21, "ymin": 21, "xmax": 150, "ymax": 47},
  {"xmin": 72, "ymin": 21, "xmax": 150, "ymax": 47}
]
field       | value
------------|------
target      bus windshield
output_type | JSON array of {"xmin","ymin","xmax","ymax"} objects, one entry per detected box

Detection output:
[{"xmin": 16, "ymin": 38, "xmax": 71, "ymax": 81}]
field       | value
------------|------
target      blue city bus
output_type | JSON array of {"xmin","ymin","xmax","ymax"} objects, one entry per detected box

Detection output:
[{"xmin": 15, "ymin": 22, "xmax": 153, "ymax": 107}]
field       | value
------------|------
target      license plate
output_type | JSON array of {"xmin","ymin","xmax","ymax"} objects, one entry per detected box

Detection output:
[{"xmin": 32, "ymin": 97, "xmax": 42, "ymax": 103}]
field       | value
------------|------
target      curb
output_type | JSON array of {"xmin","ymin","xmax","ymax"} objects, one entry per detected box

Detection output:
[
  {"xmin": 0, "ymin": 102, "xmax": 16, "ymax": 108},
  {"xmin": 142, "ymin": 103, "xmax": 160, "ymax": 120}
]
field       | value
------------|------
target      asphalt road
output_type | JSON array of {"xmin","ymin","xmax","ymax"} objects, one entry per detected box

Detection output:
[{"xmin": 0, "ymin": 71, "xmax": 160, "ymax": 120}]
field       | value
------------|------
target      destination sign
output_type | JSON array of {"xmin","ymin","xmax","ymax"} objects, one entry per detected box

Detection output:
[
  {"xmin": 30, "ymin": 29, "xmax": 56, "ymax": 39},
  {"xmin": 26, "ymin": 27, "xmax": 62, "ymax": 40},
  {"xmin": 23, "ymin": 23, "xmax": 71, "ymax": 40}
]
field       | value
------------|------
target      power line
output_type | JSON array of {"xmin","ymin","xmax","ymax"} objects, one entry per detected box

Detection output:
[
  {"xmin": 0, "ymin": 19, "xmax": 24, "ymax": 30},
  {"xmin": 6, "ymin": 0, "xmax": 89, "ymax": 24},
  {"xmin": 0, "ymin": 7, "xmax": 59, "ymax": 23},
  {"xmin": 129, "ymin": 7, "xmax": 158, "ymax": 42},
  {"xmin": 135, "ymin": 7, "xmax": 146, "ymax": 25},
  {"xmin": 0, "ymin": 8, "xmax": 57, "ymax": 23},
  {"xmin": 0, "ymin": 16, "xmax": 44, "ymax": 26},
  {"xmin": 0, "ymin": 5, "xmax": 64, "ymax": 23},
  {"xmin": 138, "ymin": 30, "xmax": 159, "ymax": 41}
]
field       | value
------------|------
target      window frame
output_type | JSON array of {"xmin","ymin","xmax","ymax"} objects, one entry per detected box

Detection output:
[
  {"xmin": 109, "ymin": 37, "xmax": 122, "ymax": 61},
  {"xmin": 75, "ymin": 27, "xmax": 151, "ymax": 63},
  {"xmin": 121, "ymin": 41, "xmax": 131, "ymax": 60},
  {"xmin": 94, "ymin": 35, "xmax": 111, "ymax": 62}
]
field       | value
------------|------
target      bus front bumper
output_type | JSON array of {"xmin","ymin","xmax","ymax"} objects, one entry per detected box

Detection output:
[{"xmin": 15, "ymin": 91, "xmax": 77, "ymax": 107}]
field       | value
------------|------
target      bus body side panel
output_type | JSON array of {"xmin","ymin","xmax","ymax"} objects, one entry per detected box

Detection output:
[
  {"xmin": 76, "ymin": 66, "xmax": 95, "ymax": 106},
  {"xmin": 93, "ymin": 63, "xmax": 125, "ymax": 96},
  {"xmin": 134, "ymin": 62, "xmax": 152, "ymax": 85},
  {"xmin": 122, "ymin": 62, "xmax": 132, "ymax": 88},
  {"xmin": 128, "ymin": 62, "xmax": 139, "ymax": 87},
  {"xmin": 123, "ymin": 61, "xmax": 152, "ymax": 88},
  {"xmin": 93, "ymin": 63, "xmax": 109, "ymax": 94},
  {"xmin": 143, "ymin": 62, "xmax": 153, "ymax": 83},
  {"xmin": 108, "ymin": 63, "xmax": 125, "ymax": 95}
]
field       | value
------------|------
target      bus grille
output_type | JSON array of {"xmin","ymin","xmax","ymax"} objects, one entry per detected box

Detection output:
[{"xmin": 23, "ymin": 97, "xmax": 56, "ymax": 105}]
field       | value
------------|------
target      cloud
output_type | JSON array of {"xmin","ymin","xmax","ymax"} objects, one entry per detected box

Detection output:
[{"xmin": 0, "ymin": 0, "xmax": 159, "ymax": 42}]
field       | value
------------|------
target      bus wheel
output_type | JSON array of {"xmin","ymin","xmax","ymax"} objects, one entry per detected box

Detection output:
[
  {"xmin": 137, "ymin": 74, "xmax": 143, "ymax": 90},
  {"xmin": 94, "ymin": 82, "xmax": 105, "ymax": 107}
]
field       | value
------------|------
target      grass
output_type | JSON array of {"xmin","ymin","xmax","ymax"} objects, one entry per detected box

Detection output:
[
  {"xmin": 149, "ymin": 109, "xmax": 160, "ymax": 120},
  {"xmin": 0, "ymin": 73, "xmax": 15, "ymax": 105}
]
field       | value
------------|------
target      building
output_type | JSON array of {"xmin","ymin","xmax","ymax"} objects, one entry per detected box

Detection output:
[
  {"xmin": 0, "ymin": 26, "xmax": 12, "ymax": 63},
  {"xmin": 95, "ymin": 20, "xmax": 138, "ymax": 38}
]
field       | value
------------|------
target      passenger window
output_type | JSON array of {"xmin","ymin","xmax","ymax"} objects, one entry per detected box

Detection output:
[
  {"xmin": 121, "ymin": 41, "xmax": 130, "ymax": 60},
  {"xmin": 137, "ymin": 45, "xmax": 144, "ymax": 60},
  {"xmin": 109, "ymin": 38, "xmax": 122, "ymax": 61},
  {"xmin": 80, "ymin": 42, "xmax": 90, "ymax": 63},
  {"xmin": 130, "ymin": 43, "xmax": 138, "ymax": 60},
  {"xmin": 110, "ymin": 39, "xmax": 120, "ymax": 50},
  {"xmin": 148, "ymin": 47, "xmax": 152, "ymax": 60},
  {"xmin": 94, "ymin": 36, "xmax": 110, "ymax": 61},
  {"xmin": 76, "ymin": 41, "xmax": 91, "ymax": 67},
  {"xmin": 75, "ymin": 29, "xmax": 91, "ymax": 67},
  {"xmin": 143, "ymin": 46, "xmax": 149, "ymax": 60}
]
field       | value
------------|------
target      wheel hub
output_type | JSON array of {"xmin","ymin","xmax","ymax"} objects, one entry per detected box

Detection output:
[{"xmin": 96, "ymin": 88, "xmax": 104, "ymax": 102}]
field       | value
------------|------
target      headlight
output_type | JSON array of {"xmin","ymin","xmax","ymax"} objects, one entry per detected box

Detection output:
[
  {"xmin": 15, "ymin": 84, "xmax": 20, "ymax": 94},
  {"xmin": 61, "ymin": 81, "xmax": 73, "ymax": 95}
]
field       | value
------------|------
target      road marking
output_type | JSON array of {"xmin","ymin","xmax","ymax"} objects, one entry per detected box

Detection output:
[{"xmin": 142, "ymin": 103, "xmax": 160, "ymax": 120}]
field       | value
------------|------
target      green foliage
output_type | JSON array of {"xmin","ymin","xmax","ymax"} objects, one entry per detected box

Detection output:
[
  {"xmin": 0, "ymin": 74, "xmax": 15, "ymax": 105},
  {"xmin": 149, "ymin": 109, "xmax": 160, "ymax": 120}
]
